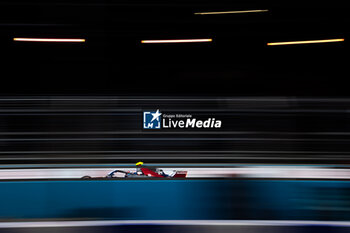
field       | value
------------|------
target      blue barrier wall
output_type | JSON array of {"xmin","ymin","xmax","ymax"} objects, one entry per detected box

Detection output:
[{"xmin": 1, "ymin": 180, "xmax": 350, "ymax": 220}]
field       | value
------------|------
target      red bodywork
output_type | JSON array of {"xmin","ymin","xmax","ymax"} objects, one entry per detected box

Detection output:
[
  {"xmin": 140, "ymin": 167, "xmax": 187, "ymax": 178},
  {"xmin": 141, "ymin": 167, "xmax": 164, "ymax": 177}
]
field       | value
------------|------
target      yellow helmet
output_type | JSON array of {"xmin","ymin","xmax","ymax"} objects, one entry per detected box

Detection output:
[{"xmin": 135, "ymin": 161, "xmax": 144, "ymax": 166}]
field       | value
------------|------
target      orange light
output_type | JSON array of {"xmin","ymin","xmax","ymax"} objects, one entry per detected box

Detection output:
[
  {"xmin": 267, "ymin": 38, "xmax": 344, "ymax": 46},
  {"xmin": 141, "ymin": 38, "xmax": 212, "ymax": 44},
  {"xmin": 13, "ymin": 38, "xmax": 86, "ymax": 42},
  {"xmin": 194, "ymin": 9, "xmax": 268, "ymax": 15}
]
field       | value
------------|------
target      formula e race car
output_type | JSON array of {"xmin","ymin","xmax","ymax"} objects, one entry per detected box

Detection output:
[{"xmin": 81, "ymin": 162, "xmax": 187, "ymax": 179}]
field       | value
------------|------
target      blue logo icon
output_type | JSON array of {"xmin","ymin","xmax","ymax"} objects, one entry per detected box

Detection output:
[{"xmin": 143, "ymin": 110, "xmax": 162, "ymax": 129}]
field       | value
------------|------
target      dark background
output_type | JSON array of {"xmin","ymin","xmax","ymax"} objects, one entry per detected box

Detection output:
[{"xmin": 0, "ymin": 0, "xmax": 348, "ymax": 96}]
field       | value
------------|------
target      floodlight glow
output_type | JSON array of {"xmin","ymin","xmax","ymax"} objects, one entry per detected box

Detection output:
[
  {"xmin": 13, "ymin": 38, "xmax": 86, "ymax": 42},
  {"xmin": 267, "ymin": 38, "xmax": 344, "ymax": 46},
  {"xmin": 194, "ymin": 9, "xmax": 268, "ymax": 15},
  {"xmin": 141, "ymin": 39, "xmax": 212, "ymax": 44}
]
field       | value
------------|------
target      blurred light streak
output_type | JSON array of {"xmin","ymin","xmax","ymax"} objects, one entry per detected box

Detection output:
[
  {"xmin": 3, "ymin": 220, "xmax": 350, "ymax": 228},
  {"xmin": 141, "ymin": 39, "xmax": 212, "ymax": 43},
  {"xmin": 194, "ymin": 9, "xmax": 268, "ymax": 15},
  {"xmin": 267, "ymin": 38, "xmax": 344, "ymax": 46},
  {"xmin": 13, "ymin": 38, "xmax": 86, "ymax": 42},
  {"xmin": 0, "ymin": 150, "xmax": 347, "ymax": 154},
  {"xmin": 1, "ymin": 166, "xmax": 350, "ymax": 179},
  {"xmin": 0, "ymin": 137, "xmax": 348, "ymax": 141},
  {"xmin": 1, "ymin": 97, "xmax": 350, "ymax": 101}
]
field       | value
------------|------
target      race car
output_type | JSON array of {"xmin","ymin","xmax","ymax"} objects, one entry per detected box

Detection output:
[{"xmin": 82, "ymin": 162, "xmax": 187, "ymax": 179}]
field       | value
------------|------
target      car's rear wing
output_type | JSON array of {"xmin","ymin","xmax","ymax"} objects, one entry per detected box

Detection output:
[{"xmin": 172, "ymin": 171, "xmax": 187, "ymax": 178}]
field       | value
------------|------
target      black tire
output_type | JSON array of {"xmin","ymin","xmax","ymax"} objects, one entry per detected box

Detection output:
[{"xmin": 81, "ymin": 175, "xmax": 92, "ymax": 179}]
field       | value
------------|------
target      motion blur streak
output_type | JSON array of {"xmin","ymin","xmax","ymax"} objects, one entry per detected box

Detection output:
[
  {"xmin": 3, "ymin": 96, "xmax": 350, "ymax": 164},
  {"xmin": 2, "ymin": 179, "xmax": 350, "ymax": 220},
  {"xmin": 2, "ymin": 221, "xmax": 350, "ymax": 233},
  {"xmin": 1, "ymin": 166, "xmax": 350, "ymax": 179},
  {"xmin": 13, "ymin": 38, "xmax": 86, "ymax": 42},
  {"xmin": 141, "ymin": 39, "xmax": 212, "ymax": 43},
  {"xmin": 3, "ymin": 220, "xmax": 350, "ymax": 228},
  {"xmin": 194, "ymin": 9, "xmax": 269, "ymax": 15},
  {"xmin": 267, "ymin": 38, "xmax": 344, "ymax": 46}
]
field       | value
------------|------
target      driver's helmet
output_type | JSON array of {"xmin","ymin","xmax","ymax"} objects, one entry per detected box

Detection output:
[
  {"xmin": 135, "ymin": 161, "xmax": 144, "ymax": 175},
  {"xmin": 135, "ymin": 161, "xmax": 144, "ymax": 166}
]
